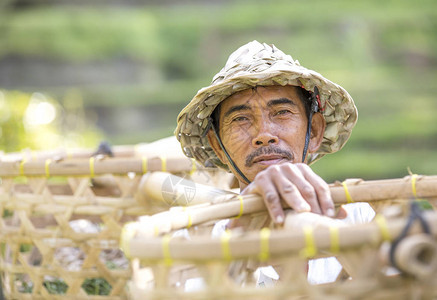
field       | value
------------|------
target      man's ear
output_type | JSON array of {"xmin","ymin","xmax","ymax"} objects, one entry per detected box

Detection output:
[
  {"xmin": 308, "ymin": 112, "xmax": 326, "ymax": 153},
  {"xmin": 206, "ymin": 129, "xmax": 227, "ymax": 164}
]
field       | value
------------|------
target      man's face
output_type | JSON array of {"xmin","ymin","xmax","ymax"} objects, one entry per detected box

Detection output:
[{"xmin": 208, "ymin": 85, "xmax": 324, "ymax": 186}]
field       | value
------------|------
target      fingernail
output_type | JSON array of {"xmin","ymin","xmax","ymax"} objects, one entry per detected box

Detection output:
[
  {"xmin": 275, "ymin": 215, "xmax": 284, "ymax": 224},
  {"xmin": 326, "ymin": 208, "xmax": 335, "ymax": 217},
  {"xmin": 298, "ymin": 203, "xmax": 311, "ymax": 212}
]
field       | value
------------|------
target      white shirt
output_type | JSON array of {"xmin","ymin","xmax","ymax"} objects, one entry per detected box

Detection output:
[{"xmin": 307, "ymin": 203, "xmax": 375, "ymax": 284}]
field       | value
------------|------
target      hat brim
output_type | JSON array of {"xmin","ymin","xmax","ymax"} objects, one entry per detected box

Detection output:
[{"xmin": 175, "ymin": 67, "xmax": 357, "ymax": 170}]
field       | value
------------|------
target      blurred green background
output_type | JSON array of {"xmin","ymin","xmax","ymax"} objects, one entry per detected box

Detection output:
[{"xmin": 0, "ymin": 0, "xmax": 436, "ymax": 182}]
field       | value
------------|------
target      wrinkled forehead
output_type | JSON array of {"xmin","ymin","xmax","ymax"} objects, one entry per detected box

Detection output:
[{"xmin": 219, "ymin": 85, "xmax": 304, "ymax": 116}]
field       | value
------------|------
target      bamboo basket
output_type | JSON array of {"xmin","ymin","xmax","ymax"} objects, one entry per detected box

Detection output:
[
  {"xmin": 0, "ymin": 143, "xmax": 233, "ymax": 299},
  {"xmin": 121, "ymin": 175, "xmax": 437, "ymax": 300}
]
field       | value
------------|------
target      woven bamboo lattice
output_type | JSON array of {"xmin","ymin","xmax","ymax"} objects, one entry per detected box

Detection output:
[
  {"xmin": 121, "ymin": 175, "xmax": 437, "ymax": 300},
  {"xmin": 0, "ymin": 151, "xmax": 231, "ymax": 300}
]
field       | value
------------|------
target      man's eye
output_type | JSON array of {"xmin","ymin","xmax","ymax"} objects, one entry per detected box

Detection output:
[
  {"xmin": 275, "ymin": 110, "xmax": 291, "ymax": 116},
  {"xmin": 232, "ymin": 116, "xmax": 248, "ymax": 122}
]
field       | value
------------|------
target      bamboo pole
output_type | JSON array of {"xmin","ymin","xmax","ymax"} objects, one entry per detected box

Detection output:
[
  {"xmin": 329, "ymin": 176, "xmax": 436, "ymax": 204},
  {"xmin": 0, "ymin": 156, "xmax": 207, "ymax": 177},
  {"xmin": 0, "ymin": 145, "xmax": 137, "ymax": 162},
  {"xmin": 124, "ymin": 210, "xmax": 437, "ymax": 262},
  {"xmin": 136, "ymin": 174, "xmax": 437, "ymax": 235},
  {"xmin": 0, "ymin": 137, "xmax": 185, "ymax": 163},
  {"xmin": 137, "ymin": 172, "xmax": 234, "ymax": 207}
]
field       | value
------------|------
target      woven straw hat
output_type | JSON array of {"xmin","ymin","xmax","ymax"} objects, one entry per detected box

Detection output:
[{"xmin": 175, "ymin": 40, "xmax": 357, "ymax": 170}]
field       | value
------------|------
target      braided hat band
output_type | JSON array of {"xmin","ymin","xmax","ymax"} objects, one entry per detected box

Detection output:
[{"xmin": 175, "ymin": 41, "xmax": 358, "ymax": 171}]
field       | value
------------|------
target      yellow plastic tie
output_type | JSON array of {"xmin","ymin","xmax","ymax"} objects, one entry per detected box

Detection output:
[
  {"xmin": 329, "ymin": 226, "xmax": 340, "ymax": 254},
  {"xmin": 154, "ymin": 225, "xmax": 159, "ymax": 237},
  {"xmin": 234, "ymin": 195, "xmax": 244, "ymax": 219},
  {"xmin": 120, "ymin": 222, "xmax": 136, "ymax": 259},
  {"xmin": 162, "ymin": 234, "xmax": 173, "ymax": 266},
  {"xmin": 259, "ymin": 227, "xmax": 271, "ymax": 262},
  {"xmin": 89, "ymin": 157, "xmax": 95, "ymax": 178},
  {"xmin": 189, "ymin": 158, "xmax": 197, "ymax": 175},
  {"xmin": 375, "ymin": 214, "xmax": 391, "ymax": 241},
  {"xmin": 19, "ymin": 159, "xmax": 28, "ymax": 176},
  {"xmin": 45, "ymin": 159, "xmax": 52, "ymax": 177},
  {"xmin": 300, "ymin": 226, "xmax": 317, "ymax": 258},
  {"xmin": 342, "ymin": 181, "xmax": 354, "ymax": 203},
  {"xmin": 20, "ymin": 150, "xmax": 27, "ymax": 161},
  {"xmin": 142, "ymin": 156, "xmax": 148, "ymax": 174},
  {"xmin": 183, "ymin": 207, "xmax": 193, "ymax": 229},
  {"xmin": 411, "ymin": 174, "xmax": 418, "ymax": 198},
  {"xmin": 160, "ymin": 155, "xmax": 167, "ymax": 172},
  {"xmin": 221, "ymin": 230, "xmax": 232, "ymax": 261}
]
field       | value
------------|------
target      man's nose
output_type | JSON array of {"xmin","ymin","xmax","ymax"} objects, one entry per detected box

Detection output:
[{"xmin": 251, "ymin": 121, "xmax": 279, "ymax": 147}]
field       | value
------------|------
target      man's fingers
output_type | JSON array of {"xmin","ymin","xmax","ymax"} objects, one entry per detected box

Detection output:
[
  {"xmin": 243, "ymin": 176, "xmax": 285, "ymax": 224},
  {"xmin": 241, "ymin": 163, "xmax": 335, "ymax": 223},
  {"xmin": 279, "ymin": 165, "xmax": 321, "ymax": 214},
  {"xmin": 297, "ymin": 164, "xmax": 334, "ymax": 217}
]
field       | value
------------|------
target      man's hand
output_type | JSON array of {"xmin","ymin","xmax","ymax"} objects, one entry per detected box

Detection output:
[{"xmin": 241, "ymin": 163, "xmax": 335, "ymax": 224}]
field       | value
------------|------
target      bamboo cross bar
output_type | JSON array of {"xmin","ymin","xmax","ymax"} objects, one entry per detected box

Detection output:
[
  {"xmin": 0, "ymin": 137, "xmax": 187, "ymax": 163},
  {"xmin": 0, "ymin": 145, "xmax": 138, "ymax": 162},
  {"xmin": 0, "ymin": 156, "xmax": 207, "ymax": 177},
  {"xmin": 137, "ymin": 174, "xmax": 437, "ymax": 236},
  {"xmin": 138, "ymin": 171, "xmax": 234, "ymax": 207},
  {"xmin": 123, "ymin": 210, "xmax": 437, "ymax": 261},
  {"xmin": 330, "ymin": 175, "xmax": 437, "ymax": 204}
]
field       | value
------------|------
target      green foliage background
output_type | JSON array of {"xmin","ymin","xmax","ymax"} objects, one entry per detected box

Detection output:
[
  {"xmin": 0, "ymin": 90, "xmax": 103, "ymax": 152},
  {"xmin": 0, "ymin": 0, "xmax": 436, "ymax": 182}
]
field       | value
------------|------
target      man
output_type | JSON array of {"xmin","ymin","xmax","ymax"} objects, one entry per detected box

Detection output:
[
  {"xmin": 175, "ymin": 40, "xmax": 359, "ymax": 224},
  {"xmin": 175, "ymin": 40, "xmax": 375, "ymax": 286}
]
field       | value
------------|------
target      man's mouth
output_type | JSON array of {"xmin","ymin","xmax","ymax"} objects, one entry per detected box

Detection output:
[
  {"xmin": 252, "ymin": 154, "xmax": 289, "ymax": 166},
  {"xmin": 245, "ymin": 146, "xmax": 294, "ymax": 167}
]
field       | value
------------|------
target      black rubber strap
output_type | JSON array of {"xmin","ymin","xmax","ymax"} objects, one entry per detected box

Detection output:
[
  {"xmin": 302, "ymin": 86, "xmax": 320, "ymax": 163},
  {"xmin": 208, "ymin": 118, "xmax": 251, "ymax": 185},
  {"xmin": 389, "ymin": 201, "xmax": 431, "ymax": 271},
  {"xmin": 302, "ymin": 110, "xmax": 314, "ymax": 163},
  {"xmin": 93, "ymin": 141, "xmax": 114, "ymax": 157}
]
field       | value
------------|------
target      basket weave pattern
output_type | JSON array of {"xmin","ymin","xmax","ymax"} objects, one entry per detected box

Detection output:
[
  {"xmin": 0, "ymin": 151, "xmax": 214, "ymax": 299},
  {"xmin": 0, "ymin": 174, "xmax": 143, "ymax": 299}
]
